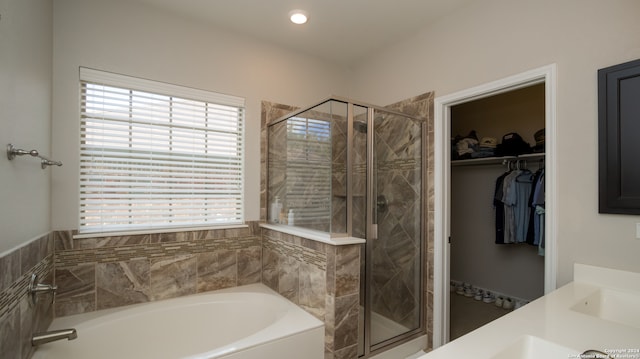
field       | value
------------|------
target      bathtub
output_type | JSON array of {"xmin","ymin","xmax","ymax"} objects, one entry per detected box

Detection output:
[{"xmin": 32, "ymin": 283, "xmax": 324, "ymax": 359}]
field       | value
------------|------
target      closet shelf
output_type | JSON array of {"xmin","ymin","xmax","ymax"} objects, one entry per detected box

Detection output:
[{"xmin": 451, "ymin": 153, "xmax": 545, "ymax": 167}]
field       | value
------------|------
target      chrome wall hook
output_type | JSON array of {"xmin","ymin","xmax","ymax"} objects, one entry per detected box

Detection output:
[
  {"xmin": 7, "ymin": 144, "xmax": 38, "ymax": 160},
  {"xmin": 7, "ymin": 143, "xmax": 63, "ymax": 169},
  {"xmin": 41, "ymin": 159, "xmax": 63, "ymax": 169}
]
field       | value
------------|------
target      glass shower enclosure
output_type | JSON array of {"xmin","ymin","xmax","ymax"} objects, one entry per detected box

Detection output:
[{"xmin": 267, "ymin": 97, "xmax": 425, "ymax": 357}]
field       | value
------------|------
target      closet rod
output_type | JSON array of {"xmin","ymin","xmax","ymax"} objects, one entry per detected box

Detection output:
[{"xmin": 503, "ymin": 159, "xmax": 528, "ymax": 170}]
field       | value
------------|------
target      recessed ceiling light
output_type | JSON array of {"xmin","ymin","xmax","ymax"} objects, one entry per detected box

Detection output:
[{"xmin": 289, "ymin": 10, "xmax": 308, "ymax": 25}]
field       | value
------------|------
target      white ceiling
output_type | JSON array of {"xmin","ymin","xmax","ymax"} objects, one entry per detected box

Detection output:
[{"xmin": 131, "ymin": 0, "xmax": 474, "ymax": 67}]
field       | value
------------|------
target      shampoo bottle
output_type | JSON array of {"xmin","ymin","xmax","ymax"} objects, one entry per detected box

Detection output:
[
  {"xmin": 288, "ymin": 209, "xmax": 295, "ymax": 226},
  {"xmin": 270, "ymin": 197, "xmax": 281, "ymax": 223}
]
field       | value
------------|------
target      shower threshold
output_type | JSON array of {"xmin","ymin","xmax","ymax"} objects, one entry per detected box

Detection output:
[{"xmin": 359, "ymin": 306, "xmax": 410, "ymax": 345}]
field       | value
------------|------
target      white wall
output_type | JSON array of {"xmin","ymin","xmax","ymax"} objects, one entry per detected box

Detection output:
[
  {"xmin": 351, "ymin": 0, "xmax": 640, "ymax": 286},
  {"xmin": 51, "ymin": 0, "xmax": 352, "ymax": 230},
  {"xmin": 0, "ymin": 0, "xmax": 52, "ymax": 255}
]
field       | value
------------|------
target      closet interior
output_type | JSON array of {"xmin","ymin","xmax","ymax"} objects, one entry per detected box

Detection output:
[{"xmin": 449, "ymin": 83, "xmax": 546, "ymax": 340}]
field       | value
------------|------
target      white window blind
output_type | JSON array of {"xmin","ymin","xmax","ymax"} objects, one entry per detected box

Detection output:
[
  {"xmin": 286, "ymin": 116, "xmax": 332, "ymax": 228},
  {"xmin": 79, "ymin": 68, "xmax": 245, "ymax": 234}
]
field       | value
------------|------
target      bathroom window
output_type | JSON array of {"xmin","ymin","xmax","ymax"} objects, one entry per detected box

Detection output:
[{"xmin": 78, "ymin": 68, "xmax": 245, "ymax": 234}]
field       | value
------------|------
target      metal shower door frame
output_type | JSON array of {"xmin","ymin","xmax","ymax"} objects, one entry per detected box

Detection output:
[{"xmin": 362, "ymin": 106, "xmax": 427, "ymax": 357}]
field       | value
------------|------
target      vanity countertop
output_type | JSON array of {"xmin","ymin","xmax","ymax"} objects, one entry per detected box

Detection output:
[{"xmin": 419, "ymin": 264, "xmax": 640, "ymax": 358}]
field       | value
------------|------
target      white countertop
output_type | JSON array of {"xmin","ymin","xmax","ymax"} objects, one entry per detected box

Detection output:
[
  {"xmin": 260, "ymin": 223, "xmax": 366, "ymax": 246},
  {"xmin": 420, "ymin": 264, "xmax": 640, "ymax": 358}
]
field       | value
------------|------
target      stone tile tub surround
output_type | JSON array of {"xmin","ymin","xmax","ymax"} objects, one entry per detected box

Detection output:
[
  {"xmin": 54, "ymin": 221, "xmax": 358, "ymax": 358},
  {"xmin": 261, "ymin": 228, "xmax": 360, "ymax": 359},
  {"xmin": 0, "ymin": 233, "xmax": 54, "ymax": 359},
  {"xmin": 53, "ymin": 223, "xmax": 262, "ymax": 317}
]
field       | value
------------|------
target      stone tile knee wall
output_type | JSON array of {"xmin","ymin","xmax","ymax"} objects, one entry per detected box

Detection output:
[
  {"xmin": 261, "ymin": 228, "xmax": 360, "ymax": 359},
  {"xmin": 53, "ymin": 223, "xmax": 262, "ymax": 317},
  {"xmin": 0, "ymin": 233, "xmax": 54, "ymax": 359}
]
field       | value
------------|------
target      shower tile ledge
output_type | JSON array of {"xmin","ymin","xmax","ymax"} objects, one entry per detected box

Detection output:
[{"xmin": 260, "ymin": 224, "xmax": 365, "ymax": 246}]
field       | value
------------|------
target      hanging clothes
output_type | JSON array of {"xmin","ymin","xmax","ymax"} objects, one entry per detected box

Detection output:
[
  {"xmin": 494, "ymin": 161, "xmax": 544, "ymax": 250},
  {"xmin": 501, "ymin": 169, "xmax": 522, "ymax": 244},
  {"xmin": 493, "ymin": 171, "xmax": 510, "ymax": 244},
  {"xmin": 514, "ymin": 170, "xmax": 534, "ymax": 243},
  {"xmin": 531, "ymin": 169, "xmax": 545, "ymax": 255},
  {"xmin": 526, "ymin": 168, "xmax": 545, "ymax": 245}
]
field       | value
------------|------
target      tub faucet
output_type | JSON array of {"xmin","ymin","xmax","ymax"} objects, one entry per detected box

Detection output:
[
  {"xmin": 32, "ymin": 329, "xmax": 78, "ymax": 346},
  {"xmin": 28, "ymin": 274, "xmax": 57, "ymax": 306}
]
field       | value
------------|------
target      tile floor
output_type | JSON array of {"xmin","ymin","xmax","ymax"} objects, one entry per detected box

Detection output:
[{"xmin": 449, "ymin": 292, "xmax": 512, "ymax": 340}]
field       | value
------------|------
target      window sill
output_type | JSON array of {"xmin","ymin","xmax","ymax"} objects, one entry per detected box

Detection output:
[{"xmin": 73, "ymin": 224, "xmax": 249, "ymax": 239}]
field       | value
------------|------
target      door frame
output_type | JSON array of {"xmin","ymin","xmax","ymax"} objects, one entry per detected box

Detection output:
[{"xmin": 432, "ymin": 64, "xmax": 558, "ymax": 347}]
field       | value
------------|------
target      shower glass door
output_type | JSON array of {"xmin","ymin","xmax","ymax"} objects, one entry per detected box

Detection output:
[{"xmin": 361, "ymin": 107, "xmax": 424, "ymax": 356}]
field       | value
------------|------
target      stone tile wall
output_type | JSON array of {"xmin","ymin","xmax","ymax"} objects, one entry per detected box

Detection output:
[
  {"xmin": 1, "ymin": 225, "xmax": 359, "ymax": 359},
  {"xmin": 261, "ymin": 102, "xmax": 300, "ymax": 222},
  {"xmin": 370, "ymin": 112, "xmax": 423, "ymax": 330},
  {"xmin": 261, "ymin": 228, "xmax": 360, "ymax": 359},
  {"xmin": 0, "ymin": 234, "xmax": 54, "ymax": 359},
  {"xmin": 0, "ymin": 224, "xmax": 263, "ymax": 359},
  {"xmin": 52, "ymin": 223, "xmax": 262, "ymax": 317}
]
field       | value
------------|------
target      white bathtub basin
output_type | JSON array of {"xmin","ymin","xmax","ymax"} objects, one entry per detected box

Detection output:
[
  {"xmin": 489, "ymin": 335, "xmax": 580, "ymax": 359},
  {"xmin": 32, "ymin": 284, "xmax": 324, "ymax": 359},
  {"xmin": 571, "ymin": 288, "xmax": 640, "ymax": 329}
]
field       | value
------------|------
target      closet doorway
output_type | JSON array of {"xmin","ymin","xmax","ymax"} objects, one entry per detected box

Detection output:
[
  {"xmin": 432, "ymin": 65, "xmax": 557, "ymax": 347},
  {"xmin": 449, "ymin": 83, "xmax": 545, "ymax": 340}
]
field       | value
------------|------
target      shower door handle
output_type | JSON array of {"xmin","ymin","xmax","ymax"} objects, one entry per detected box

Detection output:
[{"xmin": 370, "ymin": 224, "xmax": 378, "ymax": 240}]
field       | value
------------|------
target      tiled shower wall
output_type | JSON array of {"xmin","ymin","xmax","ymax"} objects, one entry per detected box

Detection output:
[
  {"xmin": 372, "ymin": 104, "xmax": 428, "ymax": 330},
  {"xmin": 386, "ymin": 93, "xmax": 435, "ymax": 349},
  {"xmin": 266, "ymin": 103, "xmax": 349, "ymax": 233},
  {"xmin": 261, "ymin": 102, "xmax": 300, "ymax": 222},
  {"xmin": 0, "ymin": 234, "xmax": 54, "ymax": 359}
]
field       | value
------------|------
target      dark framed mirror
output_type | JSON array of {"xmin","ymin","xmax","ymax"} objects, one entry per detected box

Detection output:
[{"xmin": 598, "ymin": 58, "xmax": 640, "ymax": 214}]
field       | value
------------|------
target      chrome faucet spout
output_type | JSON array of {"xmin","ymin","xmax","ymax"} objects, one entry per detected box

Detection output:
[{"xmin": 32, "ymin": 328, "xmax": 78, "ymax": 346}]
